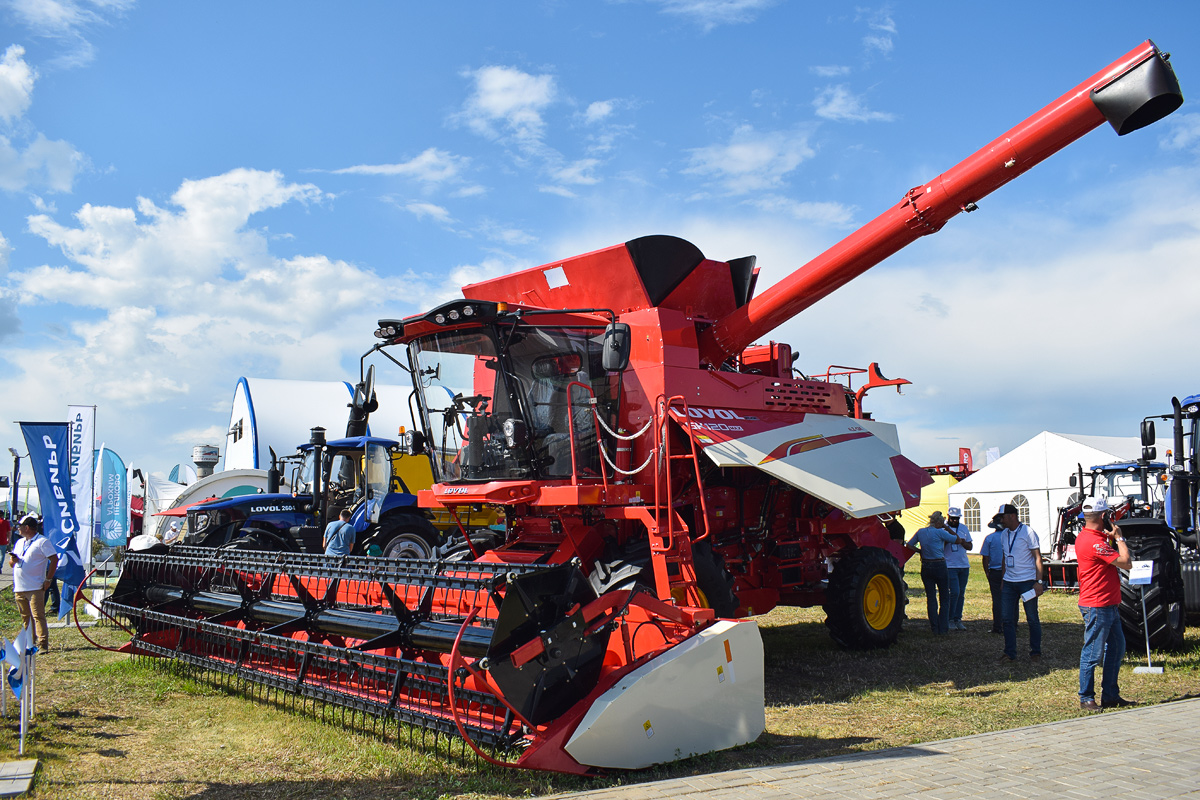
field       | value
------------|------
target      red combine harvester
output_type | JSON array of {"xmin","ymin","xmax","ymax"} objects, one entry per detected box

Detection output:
[{"xmin": 101, "ymin": 42, "xmax": 1182, "ymax": 773}]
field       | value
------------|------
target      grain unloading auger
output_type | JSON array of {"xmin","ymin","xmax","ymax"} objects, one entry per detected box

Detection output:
[{"xmin": 100, "ymin": 41, "xmax": 1181, "ymax": 774}]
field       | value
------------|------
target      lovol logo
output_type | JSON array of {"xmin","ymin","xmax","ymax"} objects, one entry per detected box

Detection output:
[
  {"xmin": 443, "ymin": 486, "xmax": 472, "ymax": 495},
  {"xmin": 687, "ymin": 407, "xmax": 748, "ymax": 420}
]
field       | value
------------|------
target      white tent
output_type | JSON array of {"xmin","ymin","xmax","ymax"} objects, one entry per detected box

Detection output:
[
  {"xmin": 222, "ymin": 377, "xmax": 413, "ymax": 471},
  {"xmin": 144, "ymin": 472, "xmax": 187, "ymax": 521},
  {"xmin": 947, "ymin": 431, "xmax": 1160, "ymax": 551}
]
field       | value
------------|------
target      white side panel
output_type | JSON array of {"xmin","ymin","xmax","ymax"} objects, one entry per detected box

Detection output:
[
  {"xmin": 857, "ymin": 418, "xmax": 901, "ymax": 452},
  {"xmin": 564, "ymin": 620, "xmax": 764, "ymax": 770},
  {"xmin": 700, "ymin": 415, "xmax": 916, "ymax": 517}
]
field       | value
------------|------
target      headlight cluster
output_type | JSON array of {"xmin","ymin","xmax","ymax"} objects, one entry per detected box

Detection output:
[
  {"xmin": 374, "ymin": 319, "xmax": 404, "ymax": 339},
  {"xmin": 194, "ymin": 513, "xmax": 210, "ymax": 532},
  {"xmin": 433, "ymin": 305, "xmax": 477, "ymax": 325}
]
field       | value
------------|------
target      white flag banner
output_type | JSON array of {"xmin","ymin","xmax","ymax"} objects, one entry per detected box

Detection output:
[{"xmin": 68, "ymin": 404, "xmax": 96, "ymax": 567}]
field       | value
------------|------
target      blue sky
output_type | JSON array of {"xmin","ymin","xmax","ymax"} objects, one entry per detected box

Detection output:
[{"xmin": 0, "ymin": 0, "xmax": 1198, "ymax": 475}]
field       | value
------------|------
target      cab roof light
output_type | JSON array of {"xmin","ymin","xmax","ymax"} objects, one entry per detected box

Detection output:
[{"xmin": 375, "ymin": 319, "xmax": 405, "ymax": 339}]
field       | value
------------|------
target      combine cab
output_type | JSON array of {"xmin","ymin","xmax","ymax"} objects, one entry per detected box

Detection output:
[{"xmin": 100, "ymin": 42, "xmax": 1183, "ymax": 772}]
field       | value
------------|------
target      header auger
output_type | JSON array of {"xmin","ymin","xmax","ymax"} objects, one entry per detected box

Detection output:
[{"xmin": 100, "ymin": 42, "xmax": 1182, "ymax": 774}]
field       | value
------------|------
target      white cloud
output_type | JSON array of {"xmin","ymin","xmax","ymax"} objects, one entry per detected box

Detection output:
[
  {"xmin": 857, "ymin": 5, "xmax": 897, "ymax": 55},
  {"xmin": 684, "ymin": 125, "xmax": 815, "ymax": 194},
  {"xmin": 1161, "ymin": 112, "xmax": 1200, "ymax": 153},
  {"xmin": 538, "ymin": 183, "xmax": 577, "ymax": 198},
  {"xmin": 0, "ymin": 131, "xmax": 85, "ymax": 192},
  {"xmin": 403, "ymin": 201, "xmax": 452, "ymax": 223},
  {"xmin": 810, "ymin": 65, "xmax": 851, "ymax": 78},
  {"xmin": 328, "ymin": 147, "xmax": 470, "ymax": 184},
  {"xmin": 0, "ymin": 45, "xmax": 36, "ymax": 123},
  {"xmin": 479, "ymin": 220, "xmax": 535, "ymax": 246},
  {"xmin": 813, "ymin": 85, "xmax": 895, "ymax": 123},
  {"xmin": 651, "ymin": 0, "xmax": 779, "ymax": 31},
  {"xmin": 584, "ymin": 100, "xmax": 614, "ymax": 124},
  {"xmin": 750, "ymin": 194, "xmax": 855, "ymax": 227},
  {"xmin": 457, "ymin": 65, "xmax": 557, "ymax": 148},
  {"xmin": 7, "ymin": 0, "xmax": 135, "ymax": 68},
  {"xmin": 0, "ymin": 45, "xmax": 85, "ymax": 193},
  {"xmin": 0, "ymin": 229, "xmax": 10, "ymax": 267},
  {"xmin": 0, "ymin": 166, "xmax": 497, "ymax": 466},
  {"xmin": 553, "ymin": 158, "xmax": 601, "ymax": 186}
]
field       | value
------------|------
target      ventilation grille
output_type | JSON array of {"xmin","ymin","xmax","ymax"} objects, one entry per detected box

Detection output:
[{"xmin": 764, "ymin": 380, "xmax": 848, "ymax": 415}]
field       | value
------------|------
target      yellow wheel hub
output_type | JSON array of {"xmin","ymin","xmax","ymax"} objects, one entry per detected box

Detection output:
[{"xmin": 863, "ymin": 574, "xmax": 897, "ymax": 630}]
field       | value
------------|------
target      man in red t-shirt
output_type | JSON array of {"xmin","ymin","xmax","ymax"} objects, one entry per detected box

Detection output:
[{"xmin": 1076, "ymin": 496, "xmax": 1132, "ymax": 711}]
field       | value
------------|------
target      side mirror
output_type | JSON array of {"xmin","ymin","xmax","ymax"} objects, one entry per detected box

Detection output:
[
  {"xmin": 1140, "ymin": 419, "xmax": 1155, "ymax": 447},
  {"xmin": 1069, "ymin": 475, "xmax": 1077, "ymax": 487},
  {"xmin": 602, "ymin": 322, "xmax": 631, "ymax": 372}
]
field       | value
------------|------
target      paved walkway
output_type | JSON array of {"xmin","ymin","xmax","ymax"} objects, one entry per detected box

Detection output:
[{"xmin": 552, "ymin": 697, "xmax": 1200, "ymax": 800}]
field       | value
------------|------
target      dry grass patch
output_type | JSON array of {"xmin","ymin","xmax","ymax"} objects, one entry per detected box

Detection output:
[{"xmin": 0, "ymin": 562, "xmax": 1197, "ymax": 798}]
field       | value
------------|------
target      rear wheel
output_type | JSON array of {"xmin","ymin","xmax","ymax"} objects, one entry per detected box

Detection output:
[
  {"xmin": 824, "ymin": 546, "xmax": 906, "ymax": 650},
  {"xmin": 378, "ymin": 516, "xmax": 440, "ymax": 561},
  {"xmin": 1118, "ymin": 521, "xmax": 1186, "ymax": 651}
]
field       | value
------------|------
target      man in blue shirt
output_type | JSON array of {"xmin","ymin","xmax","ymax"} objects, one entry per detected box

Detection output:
[
  {"xmin": 906, "ymin": 511, "xmax": 969, "ymax": 635},
  {"xmin": 323, "ymin": 509, "xmax": 356, "ymax": 556},
  {"xmin": 979, "ymin": 513, "xmax": 1006, "ymax": 633},
  {"xmin": 944, "ymin": 507, "xmax": 973, "ymax": 631}
]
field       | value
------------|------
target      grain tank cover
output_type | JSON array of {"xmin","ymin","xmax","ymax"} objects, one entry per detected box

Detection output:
[{"xmin": 462, "ymin": 235, "xmax": 755, "ymax": 318}]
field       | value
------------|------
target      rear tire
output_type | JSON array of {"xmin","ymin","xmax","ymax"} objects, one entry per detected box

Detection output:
[
  {"xmin": 824, "ymin": 546, "xmax": 906, "ymax": 650},
  {"xmin": 1118, "ymin": 521, "xmax": 1186, "ymax": 651}
]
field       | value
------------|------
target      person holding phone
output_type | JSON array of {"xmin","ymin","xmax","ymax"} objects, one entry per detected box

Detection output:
[{"xmin": 1075, "ymin": 496, "xmax": 1134, "ymax": 711}]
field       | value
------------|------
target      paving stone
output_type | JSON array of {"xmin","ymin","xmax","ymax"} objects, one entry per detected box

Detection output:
[
  {"xmin": 546, "ymin": 698, "xmax": 1200, "ymax": 800},
  {"xmin": 0, "ymin": 759, "xmax": 37, "ymax": 798}
]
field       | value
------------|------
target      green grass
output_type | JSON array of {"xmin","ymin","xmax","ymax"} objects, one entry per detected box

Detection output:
[{"xmin": 1, "ymin": 563, "xmax": 1197, "ymax": 799}]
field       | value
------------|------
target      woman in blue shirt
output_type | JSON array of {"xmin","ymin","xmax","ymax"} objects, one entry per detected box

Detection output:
[{"xmin": 906, "ymin": 511, "xmax": 969, "ymax": 635}]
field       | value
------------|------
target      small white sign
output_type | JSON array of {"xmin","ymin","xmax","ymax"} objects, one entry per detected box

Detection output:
[{"xmin": 1129, "ymin": 560, "xmax": 1154, "ymax": 586}]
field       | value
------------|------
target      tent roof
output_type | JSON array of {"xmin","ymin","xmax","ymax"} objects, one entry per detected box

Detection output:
[{"xmin": 951, "ymin": 431, "xmax": 1142, "ymax": 495}]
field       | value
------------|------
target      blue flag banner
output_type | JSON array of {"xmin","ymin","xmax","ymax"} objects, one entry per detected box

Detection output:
[
  {"xmin": 19, "ymin": 422, "xmax": 86, "ymax": 613},
  {"xmin": 96, "ymin": 448, "xmax": 128, "ymax": 546}
]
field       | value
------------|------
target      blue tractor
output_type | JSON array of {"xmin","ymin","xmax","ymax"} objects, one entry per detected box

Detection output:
[{"xmin": 181, "ymin": 429, "xmax": 443, "ymax": 559}]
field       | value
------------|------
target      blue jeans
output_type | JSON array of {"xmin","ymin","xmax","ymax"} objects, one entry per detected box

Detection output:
[
  {"xmin": 947, "ymin": 567, "xmax": 970, "ymax": 622},
  {"xmin": 1001, "ymin": 579, "xmax": 1041, "ymax": 658},
  {"xmin": 920, "ymin": 561, "xmax": 950, "ymax": 634},
  {"xmin": 1079, "ymin": 605, "xmax": 1125, "ymax": 703}
]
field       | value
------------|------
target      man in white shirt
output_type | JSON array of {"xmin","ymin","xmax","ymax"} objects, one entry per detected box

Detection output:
[
  {"xmin": 997, "ymin": 503, "xmax": 1045, "ymax": 662},
  {"xmin": 9, "ymin": 515, "xmax": 58, "ymax": 651}
]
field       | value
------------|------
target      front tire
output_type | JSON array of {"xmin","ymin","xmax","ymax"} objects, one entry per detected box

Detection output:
[
  {"xmin": 824, "ymin": 546, "xmax": 906, "ymax": 650},
  {"xmin": 692, "ymin": 540, "xmax": 739, "ymax": 617}
]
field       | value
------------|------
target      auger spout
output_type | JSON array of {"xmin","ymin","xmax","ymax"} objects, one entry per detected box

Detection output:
[{"xmin": 699, "ymin": 40, "xmax": 1182, "ymax": 366}]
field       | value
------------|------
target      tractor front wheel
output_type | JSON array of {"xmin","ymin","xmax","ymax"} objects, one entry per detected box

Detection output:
[{"xmin": 824, "ymin": 547, "xmax": 906, "ymax": 650}]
